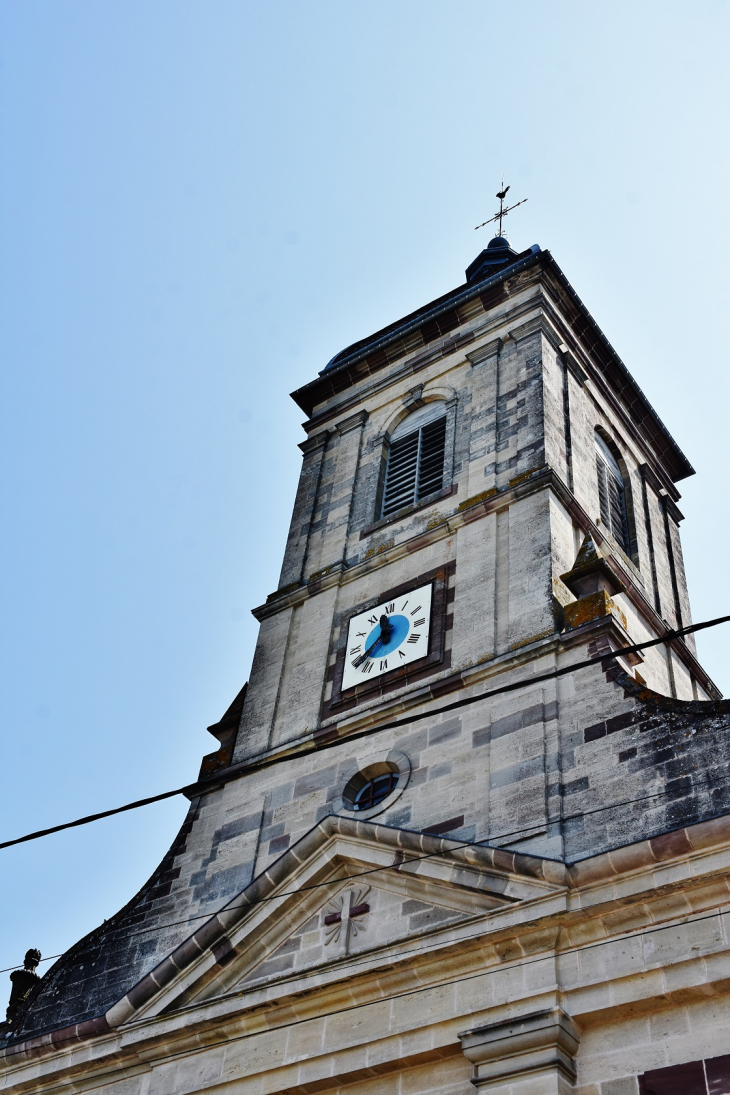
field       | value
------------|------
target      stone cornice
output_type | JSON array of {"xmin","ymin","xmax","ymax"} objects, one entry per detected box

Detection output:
[
  {"xmin": 291, "ymin": 249, "xmax": 544, "ymax": 412},
  {"xmin": 253, "ymin": 463, "xmax": 555, "ymax": 621},
  {"xmin": 297, "ymin": 429, "xmax": 330, "ymax": 455},
  {"xmin": 300, "ymin": 289, "xmax": 544, "ymax": 434},
  {"xmin": 662, "ymin": 494, "xmax": 685, "ymax": 525},
  {"xmin": 191, "ymin": 629, "xmax": 573, "ymax": 786},
  {"xmin": 295, "ymin": 279, "xmax": 685, "ymax": 503},
  {"xmin": 334, "ymin": 409, "xmax": 368, "ymax": 436},
  {"xmin": 251, "ymin": 465, "xmax": 718, "ymax": 698},
  {"xmin": 291, "ymin": 251, "xmax": 693, "ymax": 486}
]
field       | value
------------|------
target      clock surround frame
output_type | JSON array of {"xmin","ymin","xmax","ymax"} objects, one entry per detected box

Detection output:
[{"xmin": 322, "ymin": 560, "xmax": 456, "ymax": 720}]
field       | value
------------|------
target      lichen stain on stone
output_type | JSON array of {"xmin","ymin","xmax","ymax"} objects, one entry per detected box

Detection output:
[
  {"xmin": 426, "ymin": 514, "xmax": 448, "ymax": 530},
  {"xmin": 362, "ymin": 537, "xmax": 395, "ymax": 560},
  {"xmin": 563, "ymin": 591, "xmax": 626, "ymax": 632},
  {"xmin": 508, "ymin": 464, "xmax": 546, "ymax": 489},
  {"xmin": 457, "ymin": 487, "xmax": 498, "ymax": 512},
  {"xmin": 308, "ymin": 565, "xmax": 335, "ymax": 583},
  {"xmin": 509, "ymin": 627, "xmax": 555, "ymax": 651}
]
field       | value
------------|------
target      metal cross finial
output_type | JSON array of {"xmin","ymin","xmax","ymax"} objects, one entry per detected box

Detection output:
[{"xmin": 475, "ymin": 178, "xmax": 528, "ymax": 234}]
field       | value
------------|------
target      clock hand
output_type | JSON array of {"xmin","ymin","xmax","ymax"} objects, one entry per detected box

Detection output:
[
  {"xmin": 352, "ymin": 614, "xmax": 393, "ymax": 668},
  {"xmin": 352, "ymin": 633, "xmax": 384, "ymax": 668}
]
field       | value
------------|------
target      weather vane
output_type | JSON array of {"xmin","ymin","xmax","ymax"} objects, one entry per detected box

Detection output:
[{"xmin": 475, "ymin": 179, "xmax": 528, "ymax": 235}]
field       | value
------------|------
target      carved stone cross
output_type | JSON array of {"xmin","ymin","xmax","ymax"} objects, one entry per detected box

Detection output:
[{"xmin": 323, "ymin": 887, "xmax": 370, "ymax": 953}]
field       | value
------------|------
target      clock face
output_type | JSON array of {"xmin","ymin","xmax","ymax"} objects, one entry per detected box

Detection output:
[{"xmin": 341, "ymin": 582, "xmax": 433, "ymax": 691}]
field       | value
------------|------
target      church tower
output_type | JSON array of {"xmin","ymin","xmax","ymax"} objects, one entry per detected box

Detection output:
[{"xmin": 4, "ymin": 231, "xmax": 730, "ymax": 1095}]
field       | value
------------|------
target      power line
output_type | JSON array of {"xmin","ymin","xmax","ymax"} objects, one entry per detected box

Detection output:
[
  {"xmin": 81, "ymin": 787, "xmax": 675, "ymax": 938},
  {"xmin": 1, "ymin": 612, "xmax": 727, "ymax": 855},
  {"xmin": 166, "ymin": 905, "xmax": 730, "ymax": 1022},
  {"xmin": 0, "ymin": 955, "xmax": 62, "ymax": 976},
  {"xmin": 0, "ymin": 787, "xmax": 188, "ymax": 853},
  {"xmin": 0, "ymin": 783, "xmax": 704, "ymax": 972},
  {"xmin": 11, "ymin": 906, "xmax": 725, "ymax": 1065}
]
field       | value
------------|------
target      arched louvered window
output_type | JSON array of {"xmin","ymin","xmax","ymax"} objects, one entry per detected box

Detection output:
[
  {"xmin": 595, "ymin": 432, "xmax": 629, "ymax": 552},
  {"xmin": 381, "ymin": 403, "xmax": 447, "ymax": 518}
]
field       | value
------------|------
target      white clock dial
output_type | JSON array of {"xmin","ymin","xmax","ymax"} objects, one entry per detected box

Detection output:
[{"xmin": 341, "ymin": 582, "xmax": 433, "ymax": 690}]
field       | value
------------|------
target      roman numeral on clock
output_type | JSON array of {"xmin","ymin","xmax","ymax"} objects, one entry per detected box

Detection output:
[
  {"xmin": 361, "ymin": 660, "xmax": 373, "ymax": 674},
  {"xmin": 368, "ymin": 615, "xmax": 378, "ymax": 625},
  {"xmin": 379, "ymin": 659, "xmax": 388, "ymax": 670},
  {"xmin": 413, "ymin": 618, "xmax": 425, "ymax": 627},
  {"xmin": 350, "ymin": 646, "xmax": 361, "ymax": 655},
  {"xmin": 410, "ymin": 606, "xmax": 421, "ymax": 616},
  {"xmin": 407, "ymin": 633, "xmax": 421, "ymax": 644},
  {"xmin": 384, "ymin": 603, "xmax": 394, "ymax": 614}
]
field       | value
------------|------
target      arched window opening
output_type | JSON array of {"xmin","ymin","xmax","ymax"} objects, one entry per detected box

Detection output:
[
  {"xmin": 595, "ymin": 431, "xmax": 629, "ymax": 552},
  {"xmin": 381, "ymin": 403, "xmax": 447, "ymax": 518}
]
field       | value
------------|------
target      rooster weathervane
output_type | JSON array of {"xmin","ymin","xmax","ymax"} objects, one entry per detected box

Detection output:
[{"xmin": 475, "ymin": 179, "xmax": 528, "ymax": 235}]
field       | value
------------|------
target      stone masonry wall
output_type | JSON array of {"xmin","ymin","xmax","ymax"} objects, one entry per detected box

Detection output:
[
  {"xmin": 561, "ymin": 668, "xmax": 730, "ymax": 859},
  {"xmin": 15, "ymin": 646, "xmax": 730, "ymax": 1043}
]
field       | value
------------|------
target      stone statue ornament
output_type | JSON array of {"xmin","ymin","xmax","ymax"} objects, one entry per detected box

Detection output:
[{"xmin": 5, "ymin": 949, "xmax": 41, "ymax": 1024}]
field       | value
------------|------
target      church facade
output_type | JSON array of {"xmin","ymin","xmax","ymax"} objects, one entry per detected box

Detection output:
[{"xmin": 3, "ymin": 234, "xmax": 730, "ymax": 1095}]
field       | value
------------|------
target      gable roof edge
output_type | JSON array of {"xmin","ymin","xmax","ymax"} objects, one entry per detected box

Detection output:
[{"xmin": 102, "ymin": 817, "xmax": 563, "ymax": 1028}]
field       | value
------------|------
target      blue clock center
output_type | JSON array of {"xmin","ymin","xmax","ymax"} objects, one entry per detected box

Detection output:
[{"xmin": 365, "ymin": 614, "xmax": 410, "ymax": 656}]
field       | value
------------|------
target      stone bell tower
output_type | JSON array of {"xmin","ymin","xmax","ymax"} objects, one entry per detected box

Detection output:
[
  {"xmin": 5, "ymin": 231, "xmax": 730, "ymax": 1095},
  {"xmin": 234, "ymin": 231, "xmax": 714, "ymax": 776}
]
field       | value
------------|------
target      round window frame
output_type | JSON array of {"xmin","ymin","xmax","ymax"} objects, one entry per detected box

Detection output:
[{"xmin": 337, "ymin": 749, "xmax": 411, "ymax": 821}]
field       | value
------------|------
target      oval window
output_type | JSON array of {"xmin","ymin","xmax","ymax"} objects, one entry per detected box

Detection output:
[
  {"xmin": 340, "ymin": 754, "xmax": 410, "ymax": 816},
  {"xmin": 352, "ymin": 771, "xmax": 399, "ymax": 811}
]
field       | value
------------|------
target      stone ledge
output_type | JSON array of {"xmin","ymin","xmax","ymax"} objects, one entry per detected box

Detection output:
[{"xmin": 459, "ymin": 1006, "xmax": 580, "ymax": 1088}]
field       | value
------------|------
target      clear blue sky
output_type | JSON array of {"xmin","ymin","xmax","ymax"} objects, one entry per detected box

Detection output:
[{"xmin": 1, "ymin": 1, "xmax": 729, "ymax": 977}]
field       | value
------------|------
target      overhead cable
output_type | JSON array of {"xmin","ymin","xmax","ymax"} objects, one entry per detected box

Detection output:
[{"xmin": 1, "ymin": 612, "xmax": 727, "ymax": 855}]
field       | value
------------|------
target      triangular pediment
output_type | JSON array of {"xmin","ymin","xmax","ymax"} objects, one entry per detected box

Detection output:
[{"xmin": 105, "ymin": 817, "xmax": 566, "ymax": 1026}]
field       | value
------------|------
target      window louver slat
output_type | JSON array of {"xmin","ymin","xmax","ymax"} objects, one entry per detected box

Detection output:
[
  {"xmin": 390, "ymin": 435, "xmax": 419, "ymax": 454},
  {"xmin": 382, "ymin": 435, "xmax": 419, "ymax": 516},
  {"xmin": 386, "ymin": 459, "xmax": 418, "ymax": 478},
  {"xmin": 596, "ymin": 452, "xmax": 628, "ymax": 552},
  {"xmin": 387, "ymin": 446, "xmax": 418, "ymax": 466},
  {"xmin": 417, "ymin": 419, "xmax": 446, "ymax": 496},
  {"xmin": 385, "ymin": 476, "xmax": 418, "ymax": 494},
  {"xmin": 384, "ymin": 488, "xmax": 416, "ymax": 505},
  {"xmin": 606, "ymin": 473, "xmax": 628, "ymax": 551},
  {"xmin": 596, "ymin": 457, "xmax": 611, "ymax": 529},
  {"xmin": 382, "ymin": 415, "xmax": 447, "ymax": 517},
  {"xmin": 385, "ymin": 462, "xmax": 417, "ymax": 482}
]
